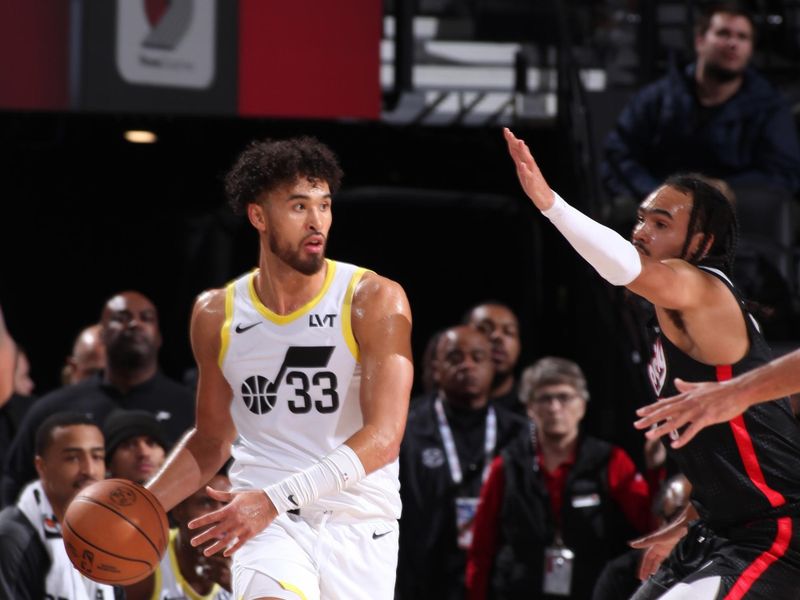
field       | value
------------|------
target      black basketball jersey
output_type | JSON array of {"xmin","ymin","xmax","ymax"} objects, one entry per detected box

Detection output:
[{"xmin": 646, "ymin": 267, "xmax": 800, "ymax": 527}]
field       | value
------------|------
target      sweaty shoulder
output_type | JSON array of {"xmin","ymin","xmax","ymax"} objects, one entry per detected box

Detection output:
[
  {"xmin": 191, "ymin": 288, "xmax": 228, "ymax": 360},
  {"xmin": 351, "ymin": 272, "xmax": 411, "ymax": 323}
]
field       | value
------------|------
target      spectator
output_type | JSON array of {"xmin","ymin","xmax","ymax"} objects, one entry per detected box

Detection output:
[
  {"xmin": 61, "ymin": 324, "xmax": 106, "ymax": 386},
  {"xmin": 466, "ymin": 357, "xmax": 652, "ymax": 600},
  {"xmin": 1, "ymin": 290, "xmax": 194, "ymax": 506},
  {"xmin": 103, "ymin": 409, "xmax": 169, "ymax": 484},
  {"xmin": 124, "ymin": 469, "xmax": 233, "ymax": 600},
  {"xmin": 464, "ymin": 302, "xmax": 523, "ymax": 414},
  {"xmin": 602, "ymin": 2, "xmax": 800, "ymax": 216},
  {"xmin": 398, "ymin": 325, "xmax": 528, "ymax": 600},
  {"xmin": 0, "ymin": 411, "xmax": 113, "ymax": 599}
]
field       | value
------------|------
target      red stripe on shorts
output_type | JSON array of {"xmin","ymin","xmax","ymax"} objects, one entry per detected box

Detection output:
[{"xmin": 724, "ymin": 517, "xmax": 792, "ymax": 600}]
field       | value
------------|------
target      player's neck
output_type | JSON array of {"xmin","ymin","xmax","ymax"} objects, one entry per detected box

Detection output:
[{"xmin": 256, "ymin": 253, "xmax": 328, "ymax": 315}]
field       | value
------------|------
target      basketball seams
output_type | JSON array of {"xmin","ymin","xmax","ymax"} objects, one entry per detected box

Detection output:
[
  {"xmin": 116, "ymin": 480, "xmax": 169, "ymax": 547},
  {"xmin": 63, "ymin": 517, "xmax": 153, "ymax": 585},
  {"xmin": 73, "ymin": 496, "xmax": 163, "ymax": 561}
]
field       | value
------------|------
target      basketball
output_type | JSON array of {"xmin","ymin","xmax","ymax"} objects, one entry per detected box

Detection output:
[{"xmin": 62, "ymin": 478, "xmax": 169, "ymax": 585}]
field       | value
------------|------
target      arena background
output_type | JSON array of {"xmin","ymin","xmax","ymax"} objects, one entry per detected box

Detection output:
[{"xmin": 2, "ymin": 0, "xmax": 800, "ymax": 467}]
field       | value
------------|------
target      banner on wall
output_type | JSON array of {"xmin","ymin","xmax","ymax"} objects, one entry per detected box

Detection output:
[
  {"xmin": 0, "ymin": 0, "xmax": 380, "ymax": 119},
  {"xmin": 79, "ymin": 0, "xmax": 238, "ymax": 114}
]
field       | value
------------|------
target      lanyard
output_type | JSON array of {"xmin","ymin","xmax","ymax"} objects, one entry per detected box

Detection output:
[{"xmin": 434, "ymin": 396, "xmax": 497, "ymax": 485}]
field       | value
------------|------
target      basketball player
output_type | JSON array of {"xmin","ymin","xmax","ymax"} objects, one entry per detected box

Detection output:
[
  {"xmin": 635, "ymin": 347, "xmax": 800, "ymax": 448},
  {"xmin": 504, "ymin": 128, "xmax": 800, "ymax": 599},
  {"xmin": 147, "ymin": 137, "xmax": 413, "ymax": 600}
]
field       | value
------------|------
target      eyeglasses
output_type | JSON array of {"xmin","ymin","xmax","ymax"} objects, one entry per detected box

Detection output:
[{"xmin": 531, "ymin": 392, "xmax": 580, "ymax": 405}]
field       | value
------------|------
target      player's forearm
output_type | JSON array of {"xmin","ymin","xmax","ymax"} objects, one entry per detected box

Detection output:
[
  {"xmin": 542, "ymin": 193, "xmax": 643, "ymax": 286},
  {"xmin": 146, "ymin": 428, "xmax": 231, "ymax": 511},
  {"xmin": 726, "ymin": 349, "xmax": 800, "ymax": 407}
]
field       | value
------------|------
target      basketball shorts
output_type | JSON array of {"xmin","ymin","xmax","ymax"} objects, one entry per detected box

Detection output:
[
  {"xmin": 232, "ymin": 510, "xmax": 399, "ymax": 600},
  {"xmin": 631, "ymin": 516, "xmax": 800, "ymax": 600}
]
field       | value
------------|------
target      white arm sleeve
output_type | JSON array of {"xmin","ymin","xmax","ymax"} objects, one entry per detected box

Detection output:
[
  {"xmin": 542, "ymin": 192, "xmax": 643, "ymax": 286},
  {"xmin": 263, "ymin": 444, "xmax": 366, "ymax": 514}
]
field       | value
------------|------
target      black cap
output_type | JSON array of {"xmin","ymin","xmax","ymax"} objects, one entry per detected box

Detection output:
[{"xmin": 102, "ymin": 409, "xmax": 169, "ymax": 460}]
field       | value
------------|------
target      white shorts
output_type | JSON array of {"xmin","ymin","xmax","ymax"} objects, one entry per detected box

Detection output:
[{"xmin": 232, "ymin": 511, "xmax": 399, "ymax": 600}]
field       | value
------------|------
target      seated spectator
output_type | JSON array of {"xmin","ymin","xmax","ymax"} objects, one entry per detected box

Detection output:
[
  {"xmin": 61, "ymin": 324, "xmax": 106, "ymax": 386},
  {"xmin": 0, "ymin": 412, "xmax": 113, "ymax": 599},
  {"xmin": 397, "ymin": 325, "xmax": 528, "ymax": 600},
  {"xmin": 2, "ymin": 291, "xmax": 194, "ymax": 506},
  {"xmin": 602, "ymin": 2, "xmax": 800, "ymax": 222},
  {"xmin": 103, "ymin": 409, "xmax": 169, "ymax": 484},
  {"xmin": 466, "ymin": 357, "xmax": 652, "ymax": 600},
  {"xmin": 464, "ymin": 301, "xmax": 523, "ymax": 414},
  {"xmin": 124, "ymin": 468, "xmax": 233, "ymax": 600}
]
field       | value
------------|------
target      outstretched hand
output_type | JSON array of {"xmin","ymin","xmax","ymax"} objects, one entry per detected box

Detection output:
[
  {"xmin": 188, "ymin": 486, "xmax": 277, "ymax": 557},
  {"xmin": 634, "ymin": 378, "xmax": 748, "ymax": 448},
  {"xmin": 502, "ymin": 128, "xmax": 555, "ymax": 211}
]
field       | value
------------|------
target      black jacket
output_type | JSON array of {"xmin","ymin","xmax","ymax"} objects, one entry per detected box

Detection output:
[
  {"xmin": 0, "ymin": 504, "xmax": 48, "ymax": 600},
  {"xmin": 397, "ymin": 399, "xmax": 528, "ymax": 600},
  {"xmin": 491, "ymin": 435, "xmax": 638, "ymax": 600},
  {"xmin": 602, "ymin": 63, "xmax": 800, "ymax": 199}
]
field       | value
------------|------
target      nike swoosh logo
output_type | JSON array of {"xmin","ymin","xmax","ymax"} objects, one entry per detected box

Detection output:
[
  {"xmin": 235, "ymin": 322, "xmax": 261, "ymax": 333},
  {"xmin": 372, "ymin": 530, "xmax": 392, "ymax": 540},
  {"xmin": 288, "ymin": 494, "xmax": 299, "ymax": 506}
]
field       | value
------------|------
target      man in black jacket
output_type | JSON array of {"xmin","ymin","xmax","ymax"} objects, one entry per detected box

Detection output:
[
  {"xmin": 1, "ymin": 290, "xmax": 194, "ymax": 505},
  {"xmin": 397, "ymin": 325, "xmax": 528, "ymax": 600},
  {"xmin": 602, "ymin": 3, "xmax": 800, "ymax": 206},
  {"xmin": 0, "ymin": 412, "xmax": 113, "ymax": 599}
]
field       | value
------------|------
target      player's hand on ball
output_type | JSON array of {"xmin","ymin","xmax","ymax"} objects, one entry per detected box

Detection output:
[{"xmin": 188, "ymin": 487, "xmax": 278, "ymax": 557}]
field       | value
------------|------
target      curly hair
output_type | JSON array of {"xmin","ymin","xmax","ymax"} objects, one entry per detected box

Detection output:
[
  {"xmin": 665, "ymin": 173, "xmax": 739, "ymax": 274},
  {"xmin": 224, "ymin": 136, "xmax": 344, "ymax": 215}
]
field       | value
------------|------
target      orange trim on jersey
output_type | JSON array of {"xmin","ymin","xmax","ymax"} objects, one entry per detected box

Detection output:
[
  {"xmin": 248, "ymin": 259, "xmax": 336, "ymax": 325},
  {"xmin": 218, "ymin": 281, "xmax": 236, "ymax": 368},
  {"xmin": 724, "ymin": 517, "xmax": 792, "ymax": 600},
  {"xmin": 342, "ymin": 267, "xmax": 370, "ymax": 361}
]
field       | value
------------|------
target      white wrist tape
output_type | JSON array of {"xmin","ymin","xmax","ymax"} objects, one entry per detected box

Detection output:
[
  {"xmin": 542, "ymin": 192, "xmax": 642, "ymax": 286},
  {"xmin": 263, "ymin": 444, "xmax": 366, "ymax": 514}
]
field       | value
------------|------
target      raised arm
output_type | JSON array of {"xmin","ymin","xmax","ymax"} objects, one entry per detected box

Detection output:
[
  {"xmin": 146, "ymin": 289, "xmax": 236, "ymax": 511},
  {"xmin": 635, "ymin": 349, "xmax": 800, "ymax": 448},
  {"xmin": 503, "ymin": 128, "xmax": 727, "ymax": 312}
]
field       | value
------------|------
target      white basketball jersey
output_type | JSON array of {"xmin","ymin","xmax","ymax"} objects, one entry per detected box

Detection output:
[
  {"xmin": 151, "ymin": 529, "xmax": 231, "ymax": 600},
  {"xmin": 220, "ymin": 259, "xmax": 401, "ymax": 520}
]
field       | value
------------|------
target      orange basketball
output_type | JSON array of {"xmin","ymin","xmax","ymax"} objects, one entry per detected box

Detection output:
[{"xmin": 62, "ymin": 478, "xmax": 169, "ymax": 585}]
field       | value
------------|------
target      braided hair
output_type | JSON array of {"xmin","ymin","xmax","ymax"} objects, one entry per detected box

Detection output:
[{"xmin": 665, "ymin": 173, "xmax": 739, "ymax": 274}]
